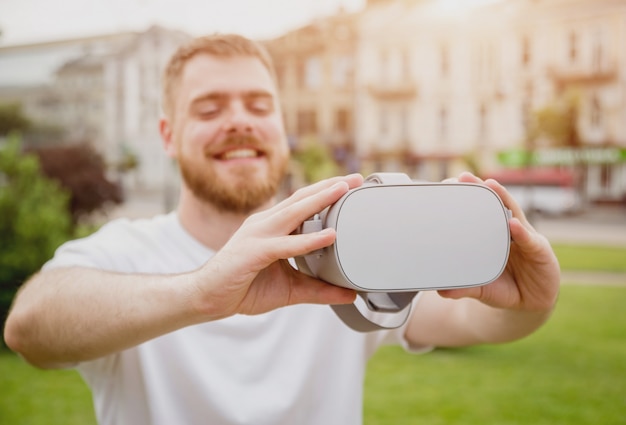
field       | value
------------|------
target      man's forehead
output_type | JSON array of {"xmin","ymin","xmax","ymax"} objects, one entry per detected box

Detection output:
[
  {"xmin": 182, "ymin": 54, "xmax": 273, "ymax": 83},
  {"xmin": 179, "ymin": 54, "xmax": 276, "ymax": 99}
]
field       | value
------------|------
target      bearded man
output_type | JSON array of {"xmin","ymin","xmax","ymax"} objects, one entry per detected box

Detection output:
[{"xmin": 5, "ymin": 34, "xmax": 560, "ymax": 425}]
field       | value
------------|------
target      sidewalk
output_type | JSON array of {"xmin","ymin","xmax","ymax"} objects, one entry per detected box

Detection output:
[
  {"xmin": 532, "ymin": 205, "xmax": 626, "ymax": 248},
  {"xmin": 560, "ymin": 271, "xmax": 626, "ymax": 286},
  {"xmin": 529, "ymin": 207, "xmax": 626, "ymax": 287}
]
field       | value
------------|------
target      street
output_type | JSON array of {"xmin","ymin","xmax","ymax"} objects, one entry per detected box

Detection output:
[{"xmin": 531, "ymin": 205, "xmax": 626, "ymax": 247}]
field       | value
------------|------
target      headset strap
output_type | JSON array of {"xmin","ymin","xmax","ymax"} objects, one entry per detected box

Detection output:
[{"xmin": 331, "ymin": 291, "xmax": 418, "ymax": 332}]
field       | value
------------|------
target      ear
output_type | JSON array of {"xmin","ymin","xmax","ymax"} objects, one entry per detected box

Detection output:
[{"xmin": 159, "ymin": 116, "xmax": 177, "ymax": 159}]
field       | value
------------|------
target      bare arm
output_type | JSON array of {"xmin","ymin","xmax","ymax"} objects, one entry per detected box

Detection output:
[
  {"xmin": 405, "ymin": 173, "xmax": 560, "ymax": 348},
  {"xmin": 3, "ymin": 175, "xmax": 363, "ymax": 369},
  {"xmin": 4, "ymin": 267, "xmax": 199, "ymax": 369}
]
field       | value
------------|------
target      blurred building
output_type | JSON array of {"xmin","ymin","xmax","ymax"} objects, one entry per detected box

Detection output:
[
  {"xmin": 265, "ymin": 11, "xmax": 359, "ymax": 174},
  {"xmin": 0, "ymin": 26, "xmax": 190, "ymax": 192},
  {"xmin": 266, "ymin": 0, "xmax": 626, "ymax": 203},
  {"xmin": 513, "ymin": 0, "xmax": 626, "ymax": 203},
  {"xmin": 1, "ymin": 1, "xmax": 625, "ymax": 204}
]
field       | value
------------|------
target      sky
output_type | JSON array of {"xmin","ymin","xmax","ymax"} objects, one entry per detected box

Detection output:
[
  {"xmin": 0, "ymin": 0, "xmax": 366, "ymax": 46},
  {"xmin": 0, "ymin": 0, "xmax": 503, "ymax": 46}
]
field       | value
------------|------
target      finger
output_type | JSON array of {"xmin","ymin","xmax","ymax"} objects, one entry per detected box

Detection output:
[
  {"xmin": 267, "ymin": 173, "xmax": 363, "ymax": 215},
  {"xmin": 483, "ymin": 178, "xmax": 534, "ymax": 230},
  {"xmin": 287, "ymin": 272, "xmax": 357, "ymax": 306},
  {"xmin": 508, "ymin": 217, "xmax": 555, "ymax": 268},
  {"xmin": 457, "ymin": 171, "xmax": 484, "ymax": 184},
  {"xmin": 262, "ymin": 180, "xmax": 355, "ymax": 236},
  {"xmin": 509, "ymin": 217, "xmax": 534, "ymax": 247},
  {"xmin": 261, "ymin": 228, "xmax": 337, "ymax": 261},
  {"xmin": 457, "ymin": 172, "xmax": 533, "ymax": 230},
  {"xmin": 437, "ymin": 286, "xmax": 482, "ymax": 301}
]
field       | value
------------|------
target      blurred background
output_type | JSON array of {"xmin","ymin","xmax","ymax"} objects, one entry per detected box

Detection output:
[
  {"xmin": 0, "ymin": 0, "xmax": 625, "ymax": 423},
  {"xmin": 3, "ymin": 0, "xmax": 624, "ymax": 248},
  {"xmin": 2, "ymin": 0, "xmax": 626, "ymax": 214}
]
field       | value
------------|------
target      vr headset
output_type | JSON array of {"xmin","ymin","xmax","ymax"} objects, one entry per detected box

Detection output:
[{"xmin": 295, "ymin": 173, "xmax": 511, "ymax": 332}]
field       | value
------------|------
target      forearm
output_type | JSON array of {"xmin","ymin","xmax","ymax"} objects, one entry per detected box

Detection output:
[
  {"xmin": 3, "ymin": 267, "xmax": 203, "ymax": 369},
  {"xmin": 405, "ymin": 292, "xmax": 555, "ymax": 348}
]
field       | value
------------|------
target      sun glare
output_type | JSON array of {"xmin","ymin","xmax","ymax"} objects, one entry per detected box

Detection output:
[{"xmin": 434, "ymin": 0, "xmax": 503, "ymax": 16}]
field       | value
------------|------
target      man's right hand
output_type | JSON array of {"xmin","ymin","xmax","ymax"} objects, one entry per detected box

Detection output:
[{"xmin": 188, "ymin": 174, "xmax": 364, "ymax": 320}]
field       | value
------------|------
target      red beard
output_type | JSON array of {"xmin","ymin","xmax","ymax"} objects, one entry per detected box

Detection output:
[{"xmin": 179, "ymin": 135, "xmax": 289, "ymax": 214}]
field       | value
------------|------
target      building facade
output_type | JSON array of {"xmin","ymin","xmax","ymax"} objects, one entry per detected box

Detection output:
[
  {"xmin": 2, "ymin": 1, "xmax": 625, "ymax": 203},
  {"xmin": 268, "ymin": 0, "xmax": 626, "ymax": 203},
  {"xmin": 0, "ymin": 26, "xmax": 190, "ymax": 193},
  {"xmin": 264, "ymin": 11, "xmax": 360, "ymax": 175}
]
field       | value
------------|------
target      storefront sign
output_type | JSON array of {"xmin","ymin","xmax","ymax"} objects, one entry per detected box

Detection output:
[{"xmin": 497, "ymin": 147, "xmax": 626, "ymax": 167}]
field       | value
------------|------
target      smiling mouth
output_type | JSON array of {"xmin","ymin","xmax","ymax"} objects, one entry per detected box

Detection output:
[{"xmin": 217, "ymin": 148, "xmax": 263, "ymax": 160}]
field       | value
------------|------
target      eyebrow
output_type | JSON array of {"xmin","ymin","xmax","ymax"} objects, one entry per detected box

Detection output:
[{"xmin": 190, "ymin": 90, "xmax": 274, "ymax": 107}]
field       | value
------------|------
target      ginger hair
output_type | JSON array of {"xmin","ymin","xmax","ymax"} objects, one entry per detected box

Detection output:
[{"xmin": 161, "ymin": 33, "xmax": 276, "ymax": 119}]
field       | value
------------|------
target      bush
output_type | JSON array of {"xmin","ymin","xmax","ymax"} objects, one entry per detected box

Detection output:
[
  {"xmin": 28, "ymin": 143, "xmax": 123, "ymax": 224},
  {"xmin": 0, "ymin": 103, "xmax": 30, "ymax": 136},
  {"xmin": 0, "ymin": 134, "xmax": 73, "ymax": 338}
]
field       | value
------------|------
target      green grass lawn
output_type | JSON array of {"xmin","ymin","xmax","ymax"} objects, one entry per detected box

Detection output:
[
  {"xmin": 1, "ymin": 244, "xmax": 624, "ymax": 424},
  {"xmin": 0, "ymin": 353, "xmax": 96, "ymax": 425},
  {"xmin": 552, "ymin": 243, "xmax": 626, "ymax": 273},
  {"xmin": 364, "ymin": 284, "xmax": 626, "ymax": 424}
]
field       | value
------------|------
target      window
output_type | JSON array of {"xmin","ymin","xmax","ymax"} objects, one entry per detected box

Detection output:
[
  {"xmin": 440, "ymin": 43, "xmax": 450, "ymax": 77},
  {"xmin": 401, "ymin": 105, "xmax": 410, "ymax": 140},
  {"xmin": 521, "ymin": 36, "xmax": 531, "ymax": 67},
  {"xmin": 296, "ymin": 61, "xmax": 306, "ymax": 89},
  {"xmin": 332, "ymin": 55, "xmax": 353, "ymax": 88},
  {"xmin": 297, "ymin": 110, "xmax": 317, "ymax": 134},
  {"xmin": 569, "ymin": 31, "xmax": 578, "ymax": 64},
  {"xmin": 401, "ymin": 48, "xmax": 411, "ymax": 80},
  {"xmin": 335, "ymin": 108, "xmax": 351, "ymax": 133},
  {"xmin": 478, "ymin": 104, "xmax": 488, "ymax": 140},
  {"xmin": 600, "ymin": 164, "xmax": 611, "ymax": 190},
  {"xmin": 521, "ymin": 101, "xmax": 531, "ymax": 136},
  {"xmin": 475, "ymin": 41, "xmax": 494, "ymax": 82},
  {"xmin": 590, "ymin": 94, "xmax": 602, "ymax": 128},
  {"xmin": 379, "ymin": 49, "xmax": 389, "ymax": 83},
  {"xmin": 439, "ymin": 106, "xmax": 448, "ymax": 141},
  {"xmin": 305, "ymin": 57, "xmax": 322, "ymax": 89},
  {"xmin": 592, "ymin": 30, "xmax": 604, "ymax": 72},
  {"xmin": 379, "ymin": 106, "xmax": 389, "ymax": 136}
]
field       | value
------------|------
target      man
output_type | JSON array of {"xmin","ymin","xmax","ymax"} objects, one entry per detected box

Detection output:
[{"xmin": 4, "ymin": 34, "xmax": 560, "ymax": 425}]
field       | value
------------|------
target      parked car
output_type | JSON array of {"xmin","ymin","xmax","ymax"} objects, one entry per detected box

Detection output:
[{"xmin": 483, "ymin": 168, "xmax": 583, "ymax": 216}]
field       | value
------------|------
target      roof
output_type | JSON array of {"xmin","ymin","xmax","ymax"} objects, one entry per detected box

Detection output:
[{"xmin": 0, "ymin": 33, "xmax": 134, "ymax": 87}]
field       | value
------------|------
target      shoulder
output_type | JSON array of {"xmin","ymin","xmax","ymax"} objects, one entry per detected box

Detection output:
[
  {"xmin": 70, "ymin": 213, "xmax": 176, "ymax": 254},
  {"xmin": 43, "ymin": 213, "xmax": 208, "ymax": 273}
]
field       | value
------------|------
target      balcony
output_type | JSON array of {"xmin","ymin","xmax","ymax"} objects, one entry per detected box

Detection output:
[
  {"xmin": 548, "ymin": 63, "xmax": 618, "ymax": 88},
  {"xmin": 367, "ymin": 81, "xmax": 417, "ymax": 100}
]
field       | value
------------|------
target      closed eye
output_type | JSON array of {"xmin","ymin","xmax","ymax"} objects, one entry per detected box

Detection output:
[
  {"xmin": 195, "ymin": 102, "xmax": 221, "ymax": 119},
  {"xmin": 245, "ymin": 93, "xmax": 274, "ymax": 115}
]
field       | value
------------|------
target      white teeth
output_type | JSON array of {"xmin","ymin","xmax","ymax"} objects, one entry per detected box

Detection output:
[{"xmin": 221, "ymin": 149, "xmax": 258, "ymax": 160}]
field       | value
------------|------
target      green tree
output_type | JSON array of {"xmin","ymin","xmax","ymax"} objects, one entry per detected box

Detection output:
[
  {"xmin": 292, "ymin": 136, "xmax": 339, "ymax": 184},
  {"xmin": 0, "ymin": 103, "xmax": 31, "ymax": 136},
  {"xmin": 526, "ymin": 89, "xmax": 586, "ymax": 205},
  {"xmin": 530, "ymin": 89, "xmax": 582, "ymax": 148},
  {"xmin": 0, "ymin": 133, "xmax": 73, "ymax": 335}
]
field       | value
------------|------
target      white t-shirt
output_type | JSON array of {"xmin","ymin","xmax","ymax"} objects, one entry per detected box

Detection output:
[{"xmin": 44, "ymin": 213, "xmax": 429, "ymax": 425}]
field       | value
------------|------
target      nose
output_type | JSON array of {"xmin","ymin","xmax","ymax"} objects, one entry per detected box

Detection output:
[{"xmin": 223, "ymin": 101, "xmax": 253, "ymax": 134}]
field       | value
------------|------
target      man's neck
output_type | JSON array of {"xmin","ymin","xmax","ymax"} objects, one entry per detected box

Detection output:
[{"xmin": 176, "ymin": 187, "xmax": 273, "ymax": 252}]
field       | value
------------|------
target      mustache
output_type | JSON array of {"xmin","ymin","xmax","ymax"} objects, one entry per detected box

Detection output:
[
  {"xmin": 204, "ymin": 135, "xmax": 264, "ymax": 156},
  {"xmin": 223, "ymin": 135, "xmax": 261, "ymax": 145}
]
